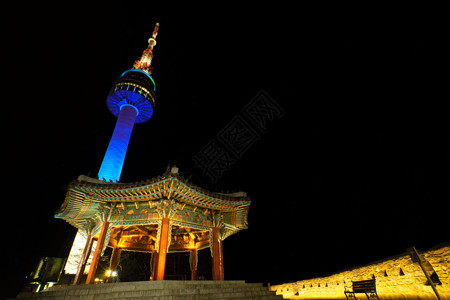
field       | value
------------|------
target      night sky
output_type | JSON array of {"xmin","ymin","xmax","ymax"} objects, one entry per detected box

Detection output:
[{"xmin": 3, "ymin": 5, "xmax": 449, "ymax": 298}]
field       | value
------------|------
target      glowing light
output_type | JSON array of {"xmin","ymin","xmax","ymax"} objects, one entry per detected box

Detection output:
[
  {"xmin": 120, "ymin": 103, "xmax": 139, "ymax": 116},
  {"xmin": 98, "ymin": 105, "xmax": 138, "ymax": 182},
  {"xmin": 99, "ymin": 68, "xmax": 156, "ymax": 182},
  {"xmin": 106, "ymin": 89, "xmax": 153, "ymax": 124}
]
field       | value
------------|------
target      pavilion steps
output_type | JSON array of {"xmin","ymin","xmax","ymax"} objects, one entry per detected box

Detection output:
[{"xmin": 15, "ymin": 280, "xmax": 283, "ymax": 300}]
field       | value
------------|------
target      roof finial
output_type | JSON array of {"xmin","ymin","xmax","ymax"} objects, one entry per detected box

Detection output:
[{"xmin": 133, "ymin": 21, "xmax": 160, "ymax": 74}]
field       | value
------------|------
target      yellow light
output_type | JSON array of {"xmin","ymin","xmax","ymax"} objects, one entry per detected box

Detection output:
[{"xmin": 106, "ymin": 269, "xmax": 112, "ymax": 276}]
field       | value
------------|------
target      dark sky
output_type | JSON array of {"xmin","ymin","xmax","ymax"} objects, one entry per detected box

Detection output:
[{"xmin": 3, "ymin": 5, "xmax": 449, "ymax": 298}]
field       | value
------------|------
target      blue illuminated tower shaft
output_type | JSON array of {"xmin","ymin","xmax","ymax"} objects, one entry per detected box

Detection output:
[{"xmin": 98, "ymin": 105, "xmax": 138, "ymax": 182}]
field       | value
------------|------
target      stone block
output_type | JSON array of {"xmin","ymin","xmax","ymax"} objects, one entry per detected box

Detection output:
[
  {"xmin": 271, "ymin": 245, "xmax": 449, "ymax": 300},
  {"xmin": 14, "ymin": 281, "xmax": 282, "ymax": 300}
]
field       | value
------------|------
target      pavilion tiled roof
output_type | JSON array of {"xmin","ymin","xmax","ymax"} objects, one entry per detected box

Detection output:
[{"xmin": 55, "ymin": 171, "xmax": 251, "ymax": 235}]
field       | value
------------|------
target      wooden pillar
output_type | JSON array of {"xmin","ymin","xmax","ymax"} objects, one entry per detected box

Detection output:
[
  {"xmin": 189, "ymin": 249, "xmax": 198, "ymax": 280},
  {"xmin": 156, "ymin": 217, "xmax": 170, "ymax": 280},
  {"xmin": 73, "ymin": 234, "xmax": 92, "ymax": 285},
  {"xmin": 108, "ymin": 246, "xmax": 121, "ymax": 282},
  {"xmin": 211, "ymin": 227, "xmax": 224, "ymax": 280},
  {"xmin": 109, "ymin": 247, "xmax": 122, "ymax": 271},
  {"xmin": 220, "ymin": 240, "xmax": 224, "ymax": 280},
  {"xmin": 86, "ymin": 221, "xmax": 109, "ymax": 284},
  {"xmin": 150, "ymin": 250, "xmax": 159, "ymax": 280}
]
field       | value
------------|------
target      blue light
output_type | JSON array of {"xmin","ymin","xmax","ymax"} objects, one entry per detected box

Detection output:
[
  {"xmin": 120, "ymin": 103, "xmax": 139, "ymax": 116},
  {"xmin": 99, "ymin": 69, "xmax": 156, "ymax": 182},
  {"xmin": 98, "ymin": 105, "xmax": 138, "ymax": 182},
  {"xmin": 106, "ymin": 90, "xmax": 154, "ymax": 123}
]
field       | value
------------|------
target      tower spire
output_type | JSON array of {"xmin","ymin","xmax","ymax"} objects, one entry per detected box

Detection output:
[{"xmin": 133, "ymin": 22, "xmax": 160, "ymax": 74}]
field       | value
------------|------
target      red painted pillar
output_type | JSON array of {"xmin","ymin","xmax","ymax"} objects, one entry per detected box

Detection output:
[
  {"xmin": 86, "ymin": 221, "xmax": 109, "ymax": 284},
  {"xmin": 220, "ymin": 240, "xmax": 224, "ymax": 280},
  {"xmin": 150, "ymin": 250, "xmax": 159, "ymax": 280},
  {"xmin": 211, "ymin": 227, "xmax": 224, "ymax": 280},
  {"xmin": 73, "ymin": 234, "xmax": 92, "ymax": 285},
  {"xmin": 190, "ymin": 249, "xmax": 198, "ymax": 280},
  {"xmin": 156, "ymin": 218, "xmax": 170, "ymax": 280},
  {"xmin": 108, "ymin": 246, "xmax": 121, "ymax": 282}
]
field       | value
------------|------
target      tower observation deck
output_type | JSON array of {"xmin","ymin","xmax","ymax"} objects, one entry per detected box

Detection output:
[{"xmin": 98, "ymin": 23, "xmax": 159, "ymax": 182}]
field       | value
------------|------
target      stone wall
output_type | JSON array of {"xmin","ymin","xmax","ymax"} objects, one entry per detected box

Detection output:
[{"xmin": 270, "ymin": 244, "xmax": 449, "ymax": 300}]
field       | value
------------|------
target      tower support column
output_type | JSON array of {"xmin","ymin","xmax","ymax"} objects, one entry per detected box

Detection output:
[
  {"xmin": 86, "ymin": 221, "xmax": 109, "ymax": 284},
  {"xmin": 212, "ymin": 227, "xmax": 224, "ymax": 280},
  {"xmin": 73, "ymin": 233, "xmax": 92, "ymax": 285},
  {"xmin": 156, "ymin": 217, "xmax": 170, "ymax": 280},
  {"xmin": 98, "ymin": 104, "xmax": 138, "ymax": 182}
]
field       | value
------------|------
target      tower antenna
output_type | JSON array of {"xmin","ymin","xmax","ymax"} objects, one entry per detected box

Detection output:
[{"xmin": 133, "ymin": 22, "xmax": 160, "ymax": 74}]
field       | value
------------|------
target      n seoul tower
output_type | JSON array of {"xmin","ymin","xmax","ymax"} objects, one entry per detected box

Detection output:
[{"xmin": 98, "ymin": 23, "xmax": 160, "ymax": 182}]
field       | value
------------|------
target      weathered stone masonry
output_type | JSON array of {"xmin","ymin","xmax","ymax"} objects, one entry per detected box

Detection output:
[{"xmin": 271, "ymin": 244, "xmax": 449, "ymax": 300}]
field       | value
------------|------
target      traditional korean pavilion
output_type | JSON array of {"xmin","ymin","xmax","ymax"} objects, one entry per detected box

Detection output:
[
  {"xmin": 56, "ymin": 168, "xmax": 250, "ymax": 283},
  {"xmin": 54, "ymin": 22, "xmax": 251, "ymax": 284}
]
